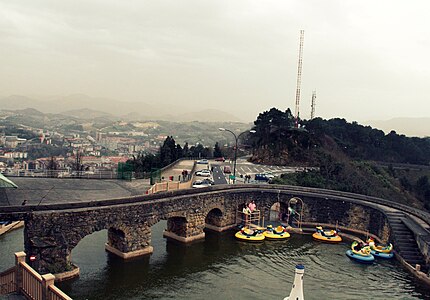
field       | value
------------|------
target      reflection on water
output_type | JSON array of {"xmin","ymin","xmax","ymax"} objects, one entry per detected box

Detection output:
[{"xmin": 1, "ymin": 223, "xmax": 430, "ymax": 299}]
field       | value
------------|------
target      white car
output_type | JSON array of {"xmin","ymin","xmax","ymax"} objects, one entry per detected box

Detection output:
[
  {"xmin": 263, "ymin": 172, "xmax": 275, "ymax": 179},
  {"xmin": 195, "ymin": 169, "xmax": 211, "ymax": 177},
  {"xmin": 192, "ymin": 180, "xmax": 211, "ymax": 188}
]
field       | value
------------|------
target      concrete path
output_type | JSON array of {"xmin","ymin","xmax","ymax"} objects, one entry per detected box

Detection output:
[{"xmin": 0, "ymin": 178, "xmax": 151, "ymax": 206}]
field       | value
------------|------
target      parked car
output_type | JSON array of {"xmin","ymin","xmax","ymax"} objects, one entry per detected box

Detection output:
[
  {"xmin": 195, "ymin": 169, "xmax": 211, "ymax": 177},
  {"xmin": 202, "ymin": 178, "xmax": 215, "ymax": 185},
  {"xmin": 192, "ymin": 180, "xmax": 211, "ymax": 188},
  {"xmin": 254, "ymin": 173, "xmax": 275, "ymax": 181},
  {"xmin": 223, "ymin": 166, "xmax": 232, "ymax": 173},
  {"xmin": 214, "ymin": 157, "xmax": 225, "ymax": 162},
  {"xmin": 262, "ymin": 172, "xmax": 275, "ymax": 179},
  {"xmin": 197, "ymin": 159, "xmax": 209, "ymax": 164}
]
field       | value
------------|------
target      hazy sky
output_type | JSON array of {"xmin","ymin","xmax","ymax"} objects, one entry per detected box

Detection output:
[{"xmin": 1, "ymin": 0, "xmax": 429, "ymax": 122}]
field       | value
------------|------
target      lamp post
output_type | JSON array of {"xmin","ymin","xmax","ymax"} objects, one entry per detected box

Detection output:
[{"xmin": 219, "ymin": 128, "xmax": 256, "ymax": 183}]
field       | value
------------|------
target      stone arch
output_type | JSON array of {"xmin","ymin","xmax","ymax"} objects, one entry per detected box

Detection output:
[
  {"xmin": 268, "ymin": 201, "xmax": 289, "ymax": 222},
  {"xmin": 251, "ymin": 191, "xmax": 292, "ymax": 225},
  {"xmin": 205, "ymin": 208, "xmax": 223, "ymax": 227},
  {"xmin": 107, "ymin": 227, "xmax": 126, "ymax": 252},
  {"xmin": 166, "ymin": 216, "xmax": 188, "ymax": 237}
]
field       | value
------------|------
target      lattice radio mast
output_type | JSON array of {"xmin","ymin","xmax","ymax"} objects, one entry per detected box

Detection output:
[
  {"xmin": 294, "ymin": 30, "xmax": 305, "ymax": 127},
  {"xmin": 310, "ymin": 90, "xmax": 316, "ymax": 119}
]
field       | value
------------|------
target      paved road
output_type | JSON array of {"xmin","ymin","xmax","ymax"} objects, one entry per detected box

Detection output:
[
  {"xmin": 209, "ymin": 157, "xmax": 308, "ymax": 184},
  {"xmin": 211, "ymin": 165, "xmax": 227, "ymax": 185}
]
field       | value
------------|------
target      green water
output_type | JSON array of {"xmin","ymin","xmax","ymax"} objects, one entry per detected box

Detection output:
[{"xmin": 1, "ymin": 223, "xmax": 430, "ymax": 300}]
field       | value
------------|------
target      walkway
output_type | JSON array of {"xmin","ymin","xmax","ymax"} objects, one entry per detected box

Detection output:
[{"xmin": 0, "ymin": 178, "xmax": 150, "ymax": 206}]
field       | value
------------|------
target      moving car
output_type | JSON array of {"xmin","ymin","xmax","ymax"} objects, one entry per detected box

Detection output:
[
  {"xmin": 195, "ymin": 169, "xmax": 211, "ymax": 177},
  {"xmin": 223, "ymin": 166, "xmax": 232, "ymax": 173},
  {"xmin": 214, "ymin": 157, "xmax": 225, "ymax": 162},
  {"xmin": 197, "ymin": 159, "xmax": 209, "ymax": 164}
]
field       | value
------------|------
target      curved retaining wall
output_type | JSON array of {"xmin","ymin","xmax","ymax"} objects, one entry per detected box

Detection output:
[{"xmin": 0, "ymin": 184, "xmax": 429, "ymax": 280}]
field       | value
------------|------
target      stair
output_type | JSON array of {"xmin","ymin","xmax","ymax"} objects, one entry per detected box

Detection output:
[{"xmin": 386, "ymin": 212, "xmax": 429, "ymax": 274}]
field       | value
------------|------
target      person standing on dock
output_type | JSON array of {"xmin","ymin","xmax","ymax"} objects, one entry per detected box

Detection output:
[{"xmin": 248, "ymin": 200, "xmax": 256, "ymax": 212}]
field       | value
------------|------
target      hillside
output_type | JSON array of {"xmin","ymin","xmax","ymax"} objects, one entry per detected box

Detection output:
[
  {"xmin": 248, "ymin": 108, "xmax": 430, "ymax": 211},
  {"xmin": 366, "ymin": 117, "xmax": 430, "ymax": 138}
]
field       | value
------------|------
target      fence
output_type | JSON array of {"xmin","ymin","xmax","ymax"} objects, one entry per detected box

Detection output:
[
  {"xmin": 146, "ymin": 180, "xmax": 192, "ymax": 195},
  {"xmin": 0, "ymin": 266, "xmax": 15, "ymax": 295},
  {"xmin": 0, "ymin": 252, "xmax": 72, "ymax": 300},
  {"xmin": 5, "ymin": 169, "xmax": 117, "ymax": 179}
]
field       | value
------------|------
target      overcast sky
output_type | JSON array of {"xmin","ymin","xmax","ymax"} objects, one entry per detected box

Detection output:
[{"xmin": 0, "ymin": 0, "xmax": 429, "ymax": 122}]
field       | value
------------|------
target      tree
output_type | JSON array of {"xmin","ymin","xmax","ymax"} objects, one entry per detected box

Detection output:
[
  {"xmin": 213, "ymin": 142, "xmax": 223, "ymax": 158},
  {"xmin": 47, "ymin": 156, "xmax": 58, "ymax": 177},
  {"xmin": 159, "ymin": 136, "xmax": 176, "ymax": 166},
  {"xmin": 176, "ymin": 144, "xmax": 183, "ymax": 160},
  {"xmin": 183, "ymin": 142, "xmax": 190, "ymax": 157}
]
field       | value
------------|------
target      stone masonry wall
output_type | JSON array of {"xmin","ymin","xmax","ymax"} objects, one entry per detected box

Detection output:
[{"xmin": 23, "ymin": 188, "xmax": 393, "ymax": 274}]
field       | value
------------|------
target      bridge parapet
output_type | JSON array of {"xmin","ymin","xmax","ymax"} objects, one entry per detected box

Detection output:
[{"xmin": 1, "ymin": 184, "xmax": 430, "ymax": 281}]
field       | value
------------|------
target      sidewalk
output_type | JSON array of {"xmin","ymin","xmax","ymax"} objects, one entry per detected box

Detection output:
[{"xmin": 161, "ymin": 160, "xmax": 195, "ymax": 182}]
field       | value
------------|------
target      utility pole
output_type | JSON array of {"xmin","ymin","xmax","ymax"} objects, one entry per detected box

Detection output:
[{"xmin": 294, "ymin": 30, "xmax": 305, "ymax": 128}]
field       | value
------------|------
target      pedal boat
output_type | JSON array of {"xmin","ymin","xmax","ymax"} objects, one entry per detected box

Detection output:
[
  {"xmin": 312, "ymin": 226, "xmax": 342, "ymax": 243},
  {"xmin": 263, "ymin": 225, "xmax": 290, "ymax": 240},
  {"xmin": 235, "ymin": 228, "xmax": 265, "ymax": 242},
  {"xmin": 367, "ymin": 238, "xmax": 394, "ymax": 259},
  {"xmin": 346, "ymin": 241, "xmax": 375, "ymax": 263}
]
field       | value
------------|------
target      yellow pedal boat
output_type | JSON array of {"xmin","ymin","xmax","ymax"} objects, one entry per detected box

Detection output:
[
  {"xmin": 263, "ymin": 225, "xmax": 290, "ymax": 240},
  {"xmin": 235, "ymin": 228, "xmax": 265, "ymax": 242},
  {"xmin": 312, "ymin": 226, "xmax": 342, "ymax": 243},
  {"xmin": 366, "ymin": 237, "xmax": 393, "ymax": 253}
]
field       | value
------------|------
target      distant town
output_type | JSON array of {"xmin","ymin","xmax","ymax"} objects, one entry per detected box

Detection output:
[{"xmin": 0, "ymin": 108, "xmax": 250, "ymax": 177}]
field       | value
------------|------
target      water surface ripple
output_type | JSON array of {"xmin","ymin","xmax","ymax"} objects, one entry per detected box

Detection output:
[{"xmin": 1, "ymin": 223, "xmax": 430, "ymax": 299}]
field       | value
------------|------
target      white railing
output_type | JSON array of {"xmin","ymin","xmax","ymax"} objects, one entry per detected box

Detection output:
[
  {"xmin": 0, "ymin": 252, "xmax": 72, "ymax": 300},
  {"xmin": 146, "ymin": 180, "xmax": 192, "ymax": 194},
  {"xmin": 21, "ymin": 261, "xmax": 43, "ymax": 300},
  {"xmin": 0, "ymin": 266, "xmax": 16, "ymax": 295},
  {"xmin": 48, "ymin": 285, "xmax": 72, "ymax": 300}
]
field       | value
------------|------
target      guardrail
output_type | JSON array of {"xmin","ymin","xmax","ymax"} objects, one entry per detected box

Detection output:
[
  {"xmin": 0, "ymin": 252, "xmax": 72, "ymax": 300},
  {"xmin": 4, "ymin": 169, "xmax": 117, "ymax": 179}
]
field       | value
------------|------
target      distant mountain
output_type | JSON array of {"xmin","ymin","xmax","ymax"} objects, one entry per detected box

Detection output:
[
  {"xmin": 0, "ymin": 95, "xmax": 46, "ymax": 110},
  {"xmin": 365, "ymin": 118, "xmax": 430, "ymax": 137},
  {"xmin": 60, "ymin": 108, "xmax": 114, "ymax": 119},
  {"xmin": 0, "ymin": 94, "xmax": 243, "ymax": 122},
  {"xmin": 13, "ymin": 108, "xmax": 45, "ymax": 116},
  {"xmin": 159, "ymin": 109, "xmax": 243, "ymax": 122}
]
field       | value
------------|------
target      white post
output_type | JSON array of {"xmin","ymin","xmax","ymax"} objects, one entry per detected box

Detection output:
[{"xmin": 284, "ymin": 264, "xmax": 305, "ymax": 300}]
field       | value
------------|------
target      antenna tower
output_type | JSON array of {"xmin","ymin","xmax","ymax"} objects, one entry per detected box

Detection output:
[
  {"xmin": 310, "ymin": 90, "xmax": 316, "ymax": 119},
  {"xmin": 294, "ymin": 30, "xmax": 304, "ymax": 127}
]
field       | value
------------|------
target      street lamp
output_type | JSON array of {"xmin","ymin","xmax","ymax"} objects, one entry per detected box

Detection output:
[{"xmin": 219, "ymin": 128, "xmax": 256, "ymax": 183}]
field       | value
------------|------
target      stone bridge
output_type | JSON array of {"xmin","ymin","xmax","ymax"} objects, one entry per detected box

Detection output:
[{"xmin": 1, "ymin": 184, "xmax": 430, "ymax": 283}]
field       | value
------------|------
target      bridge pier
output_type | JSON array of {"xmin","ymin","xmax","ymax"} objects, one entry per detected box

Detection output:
[
  {"xmin": 105, "ymin": 226, "xmax": 153, "ymax": 259},
  {"xmin": 163, "ymin": 216, "xmax": 206, "ymax": 243}
]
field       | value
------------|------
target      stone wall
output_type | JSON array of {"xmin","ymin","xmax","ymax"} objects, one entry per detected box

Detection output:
[{"xmin": 19, "ymin": 187, "xmax": 405, "ymax": 275}]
